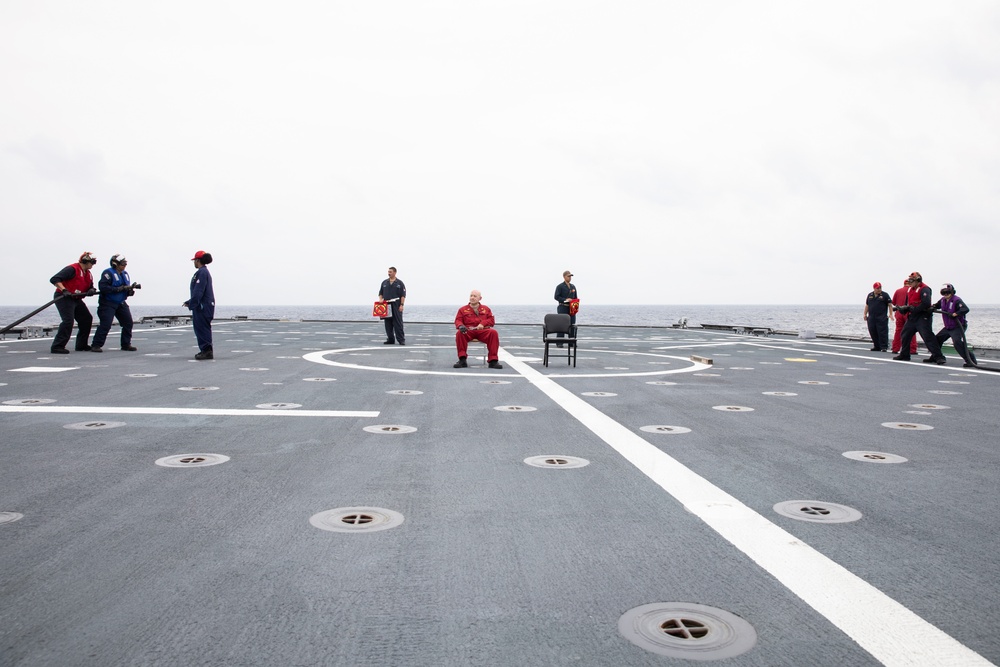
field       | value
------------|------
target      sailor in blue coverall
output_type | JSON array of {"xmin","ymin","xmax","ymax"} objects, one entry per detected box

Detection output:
[
  {"xmin": 183, "ymin": 250, "xmax": 215, "ymax": 360},
  {"xmin": 91, "ymin": 254, "xmax": 138, "ymax": 352}
]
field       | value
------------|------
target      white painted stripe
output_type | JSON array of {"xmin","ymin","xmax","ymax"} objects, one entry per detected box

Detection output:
[
  {"xmin": 498, "ymin": 349, "xmax": 994, "ymax": 666},
  {"xmin": 747, "ymin": 342, "xmax": 1000, "ymax": 376},
  {"xmin": 0, "ymin": 405, "xmax": 378, "ymax": 418},
  {"xmin": 7, "ymin": 366, "xmax": 79, "ymax": 373}
]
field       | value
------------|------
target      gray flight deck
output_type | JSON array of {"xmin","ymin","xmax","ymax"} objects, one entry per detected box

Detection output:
[{"xmin": 1, "ymin": 321, "xmax": 998, "ymax": 666}]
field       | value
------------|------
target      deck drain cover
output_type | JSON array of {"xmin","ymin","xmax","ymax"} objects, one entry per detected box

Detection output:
[
  {"xmin": 618, "ymin": 602, "xmax": 757, "ymax": 660},
  {"xmin": 256, "ymin": 402, "xmax": 302, "ymax": 410},
  {"xmin": 825, "ymin": 373, "xmax": 853, "ymax": 376},
  {"xmin": 156, "ymin": 453, "xmax": 230, "ymax": 467},
  {"xmin": 910, "ymin": 404, "xmax": 949, "ymax": 410},
  {"xmin": 843, "ymin": 451, "xmax": 908, "ymax": 464},
  {"xmin": 387, "ymin": 390, "xmax": 423, "ymax": 395},
  {"xmin": 239, "ymin": 367, "xmax": 268, "ymax": 372},
  {"xmin": 64, "ymin": 421, "xmax": 126, "ymax": 430},
  {"xmin": 938, "ymin": 380, "xmax": 969, "ymax": 385},
  {"xmin": 3, "ymin": 398, "xmax": 57, "ymax": 405},
  {"xmin": 928, "ymin": 390, "xmax": 961, "ymax": 395},
  {"xmin": 797, "ymin": 381, "xmax": 829, "ymax": 385},
  {"xmin": 882, "ymin": 422, "xmax": 933, "ymax": 431},
  {"xmin": 640, "ymin": 425, "xmax": 692, "ymax": 434},
  {"xmin": 646, "ymin": 381, "xmax": 677, "ymax": 386},
  {"xmin": 303, "ymin": 377, "xmax": 336, "ymax": 382},
  {"xmin": 126, "ymin": 373, "xmax": 157, "ymax": 378},
  {"xmin": 524, "ymin": 455, "xmax": 590, "ymax": 469},
  {"xmin": 493, "ymin": 405, "xmax": 538, "ymax": 412},
  {"xmin": 693, "ymin": 373, "xmax": 720, "ymax": 377},
  {"xmin": 0, "ymin": 512, "xmax": 24, "ymax": 525},
  {"xmin": 712, "ymin": 405, "xmax": 754, "ymax": 412},
  {"xmin": 581, "ymin": 392, "xmax": 617, "ymax": 397},
  {"xmin": 363, "ymin": 424, "xmax": 418, "ymax": 434},
  {"xmin": 310, "ymin": 507, "xmax": 404, "ymax": 533},
  {"xmin": 904, "ymin": 411, "xmax": 931, "ymax": 415},
  {"xmin": 773, "ymin": 500, "xmax": 862, "ymax": 523},
  {"xmin": 178, "ymin": 386, "xmax": 219, "ymax": 391},
  {"xmin": 480, "ymin": 380, "xmax": 512, "ymax": 384},
  {"xmin": 762, "ymin": 392, "xmax": 797, "ymax": 396}
]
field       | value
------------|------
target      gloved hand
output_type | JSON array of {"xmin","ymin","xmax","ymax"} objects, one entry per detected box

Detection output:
[
  {"xmin": 897, "ymin": 305, "xmax": 910, "ymax": 313},
  {"xmin": 86, "ymin": 288, "xmax": 97, "ymax": 296},
  {"xmin": 117, "ymin": 285, "xmax": 130, "ymax": 292},
  {"xmin": 459, "ymin": 325, "xmax": 468, "ymax": 333},
  {"xmin": 60, "ymin": 288, "xmax": 70, "ymax": 296},
  {"xmin": 132, "ymin": 283, "xmax": 141, "ymax": 290}
]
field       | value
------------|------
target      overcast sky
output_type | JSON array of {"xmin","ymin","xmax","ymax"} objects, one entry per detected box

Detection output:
[{"xmin": 2, "ymin": 1, "xmax": 997, "ymax": 307}]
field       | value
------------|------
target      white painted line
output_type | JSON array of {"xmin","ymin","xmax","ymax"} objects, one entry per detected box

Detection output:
[
  {"xmin": 0, "ymin": 405, "xmax": 378, "ymax": 418},
  {"xmin": 746, "ymin": 342, "xmax": 1000, "ymax": 376},
  {"xmin": 8, "ymin": 366, "xmax": 80, "ymax": 373},
  {"xmin": 498, "ymin": 349, "xmax": 993, "ymax": 667}
]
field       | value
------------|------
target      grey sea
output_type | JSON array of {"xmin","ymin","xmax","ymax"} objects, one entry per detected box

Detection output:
[{"xmin": 4, "ymin": 303, "xmax": 1000, "ymax": 349}]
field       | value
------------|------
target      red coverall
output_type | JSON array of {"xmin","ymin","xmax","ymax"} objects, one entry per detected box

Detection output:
[
  {"xmin": 455, "ymin": 303, "xmax": 500, "ymax": 361},
  {"xmin": 891, "ymin": 283, "xmax": 918, "ymax": 354}
]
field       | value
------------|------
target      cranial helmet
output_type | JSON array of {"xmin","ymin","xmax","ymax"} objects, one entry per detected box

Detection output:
[{"xmin": 940, "ymin": 283, "xmax": 955, "ymax": 295}]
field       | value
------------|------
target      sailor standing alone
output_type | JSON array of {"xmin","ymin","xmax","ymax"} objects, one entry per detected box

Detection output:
[
  {"xmin": 553, "ymin": 270, "xmax": 578, "ymax": 346},
  {"xmin": 378, "ymin": 266, "xmax": 406, "ymax": 345},
  {"xmin": 183, "ymin": 250, "xmax": 215, "ymax": 360},
  {"xmin": 863, "ymin": 281, "xmax": 891, "ymax": 352}
]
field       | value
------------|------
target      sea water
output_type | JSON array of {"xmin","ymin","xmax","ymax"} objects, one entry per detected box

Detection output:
[{"xmin": 4, "ymin": 303, "xmax": 1000, "ymax": 348}]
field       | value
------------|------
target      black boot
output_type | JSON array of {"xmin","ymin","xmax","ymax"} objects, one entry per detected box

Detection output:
[{"xmin": 453, "ymin": 357, "xmax": 468, "ymax": 368}]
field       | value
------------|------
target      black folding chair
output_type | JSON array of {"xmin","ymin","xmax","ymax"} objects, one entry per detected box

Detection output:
[{"xmin": 543, "ymin": 313, "xmax": 577, "ymax": 367}]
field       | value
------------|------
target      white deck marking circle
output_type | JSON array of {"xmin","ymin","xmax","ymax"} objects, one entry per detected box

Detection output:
[
  {"xmin": 303, "ymin": 346, "xmax": 709, "ymax": 378},
  {"xmin": 497, "ymin": 349, "xmax": 992, "ymax": 666}
]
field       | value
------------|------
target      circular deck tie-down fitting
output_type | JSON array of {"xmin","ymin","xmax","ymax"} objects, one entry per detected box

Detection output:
[
  {"xmin": 363, "ymin": 424, "xmax": 418, "ymax": 434},
  {"xmin": 640, "ymin": 425, "xmax": 692, "ymax": 435},
  {"xmin": 63, "ymin": 421, "xmax": 126, "ymax": 431},
  {"xmin": 309, "ymin": 507, "xmax": 404, "ymax": 533},
  {"xmin": 842, "ymin": 451, "xmax": 908, "ymax": 464},
  {"xmin": 0, "ymin": 512, "xmax": 25, "ymax": 526},
  {"xmin": 773, "ymin": 500, "xmax": 862, "ymax": 523},
  {"xmin": 618, "ymin": 602, "xmax": 757, "ymax": 660},
  {"xmin": 523, "ymin": 455, "xmax": 590, "ymax": 469},
  {"xmin": 881, "ymin": 422, "xmax": 933, "ymax": 431},
  {"xmin": 155, "ymin": 453, "xmax": 231, "ymax": 468}
]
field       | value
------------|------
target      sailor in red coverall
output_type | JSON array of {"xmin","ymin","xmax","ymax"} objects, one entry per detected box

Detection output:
[
  {"xmin": 453, "ymin": 290, "xmax": 504, "ymax": 369},
  {"xmin": 49, "ymin": 251, "xmax": 98, "ymax": 353},
  {"xmin": 891, "ymin": 279, "xmax": 917, "ymax": 355}
]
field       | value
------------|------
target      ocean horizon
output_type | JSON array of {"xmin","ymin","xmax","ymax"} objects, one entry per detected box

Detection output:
[{"xmin": 5, "ymin": 303, "xmax": 1000, "ymax": 349}]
